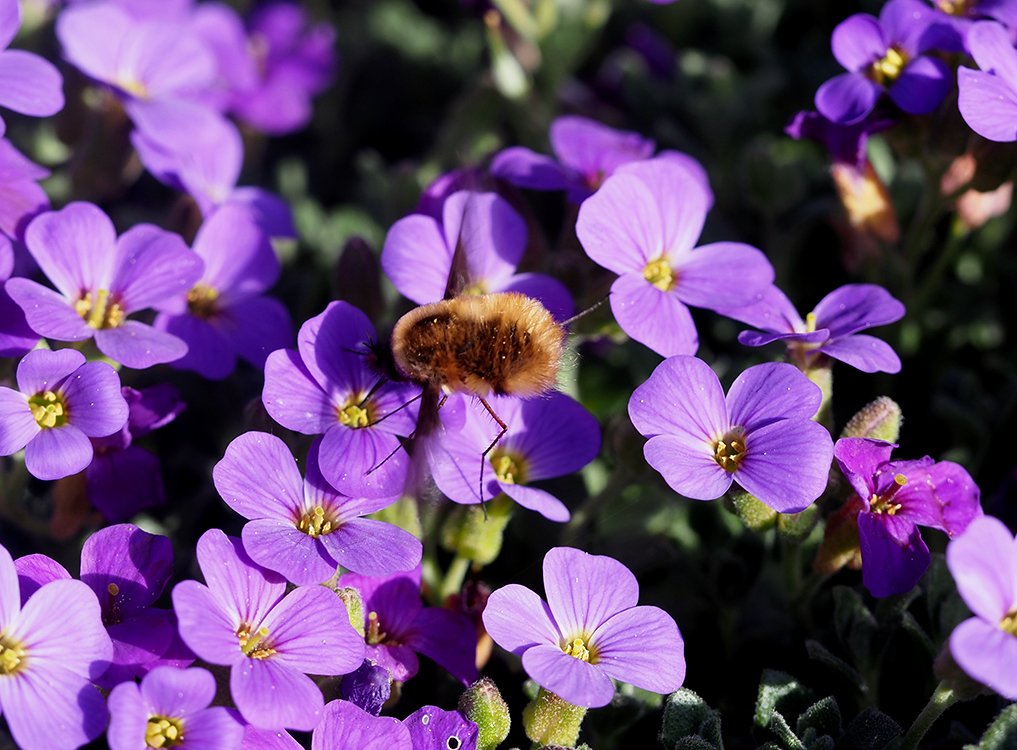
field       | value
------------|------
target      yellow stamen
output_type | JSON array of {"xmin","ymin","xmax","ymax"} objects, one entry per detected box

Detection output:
[
  {"xmin": 462, "ymin": 281, "xmax": 488, "ymax": 296},
  {"xmin": 119, "ymin": 78, "xmax": 150, "ymax": 100},
  {"xmin": 145, "ymin": 715, "xmax": 185, "ymax": 748},
  {"xmin": 490, "ymin": 451, "xmax": 526, "ymax": 485},
  {"xmin": 643, "ymin": 257, "xmax": 675, "ymax": 292},
  {"xmin": 186, "ymin": 284, "xmax": 220, "ymax": 319},
  {"xmin": 0, "ymin": 634, "xmax": 27, "ymax": 676},
  {"xmin": 713, "ymin": 429, "xmax": 747, "ymax": 473},
  {"xmin": 28, "ymin": 390, "xmax": 68, "ymax": 429},
  {"xmin": 297, "ymin": 505, "xmax": 336, "ymax": 538},
  {"xmin": 338, "ymin": 400, "xmax": 371, "ymax": 428},
  {"xmin": 562, "ymin": 637, "xmax": 592, "ymax": 663},
  {"xmin": 936, "ymin": 0, "xmax": 973, "ymax": 15},
  {"xmin": 805, "ymin": 312, "xmax": 818, "ymax": 333},
  {"xmin": 868, "ymin": 46, "xmax": 909, "ymax": 86},
  {"xmin": 75, "ymin": 289, "xmax": 125, "ymax": 330},
  {"xmin": 237, "ymin": 625, "xmax": 275, "ymax": 659},
  {"xmin": 870, "ymin": 473, "xmax": 908, "ymax": 515},
  {"xmin": 366, "ymin": 611, "xmax": 388, "ymax": 645},
  {"xmin": 1001, "ymin": 610, "xmax": 1017, "ymax": 636}
]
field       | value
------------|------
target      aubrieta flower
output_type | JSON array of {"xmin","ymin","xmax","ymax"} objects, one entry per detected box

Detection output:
[
  {"xmin": 0, "ymin": 348, "xmax": 129, "ymax": 480},
  {"xmin": 835, "ymin": 438, "xmax": 982, "ymax": 598},
  {"xmin": 154, "ymin": 205, "xmax": 292, "ymax": 379},
  {"xmin": 723, "ymin": 283, "xmax": 905, "ymax": 374},
  {"xmin": 629, "ymin": 357, "xmax": 834, "ymax": 513},
  {"xmin": 263, "ymin": 300, "xmax": 422, "ymax": 498},
  {"xmin": 427, "ymin": 392, "xmax": 601, "ymax": 522},
  {"xmin": 816, "ymin": 0, "xmax": 950, "ymax": 124},
  {"xmin": 947, "ymin": 515, "xmax": 1017, "ymax": 699},
  {"xmin": 926, "ymin": 0, "xmax": 1017, "ymax": 53},
  {"xmin": 6, "ymin": 202, "xmax": 203, "ymax": 369},
  {"xmin": 172, "ymin": 529, "xmax": 365, "ymax": 730},
  {"xmin": 0, "ymin": 138, "xmax": 49, "ymax": 242},
  {"xmin": 382, "ymin": 190, "xmax": 574, "ymax": 321},
  {"xmin": 0, "ymin": 235, "xmax": 37, "ymax": 357},
  {"xmin": 0, "ymin": 542, "xmax": 112, "ymax": 750},
  {"xmin": 340, "ymin": 566, "xmax": 478, "ymax": 685},
  {"xmin": 311, "ymin": 700, "xmax": 411, "ymax": 750},
  {"xmin": 483, "ymin": 546, "xmax": 684, "ymax": 708},
  {"xmin": 403, "ymin": 706, "xmax": 479, "ymax": 750},
  {"xmin": 339, "ymin": 661, "xmax": 391, "ymax": 715},
  {"xmin": 108, "ymin": 666, "xmax": 244, "ymax": 750},
  {"xmin": 958, "ymin": 21, "xmax": 1017, "ymax": 142},
  {"xmin": 213, "ymin": 431, "xmax": 422, "ymax": 585},
  {"xmin": 0, "ymin": 0, "xmax": 63, "ymax": 137},
  {"xmin": 577, "ymin": 159, "xmax": 773, "ymax": 357}
]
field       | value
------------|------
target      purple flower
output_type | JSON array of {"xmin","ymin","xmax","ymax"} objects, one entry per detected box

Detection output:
[
  {"xmin": 0, "ymin": 138, "xmax": 49, "ymax": 241},
  {"xmin": 577, "ymin": 159, "xmax": 773, "ymax": 357},
  {"xmin": 816, "ymin": 0, "xmax": 950, "ymax": 124},
  {"xmin": 491, "ymin": 115, "xmax": 656, "ymax": 202},
  {"xmin": 947, "ymin": 515, "xmax": 1017, "ymax": 699},
  {"xmin": 6, "ymin": 202, "xmax": 203, "ymax": 369},
  {"xmin": 153, "ymin": 205, "xmax": 292, "ymax": 379},
  {"xmin": 785, "ymin": 110, "xmax": 893, "ymax": 169},
  {"xmin": 213, "ymin": 431, "xmax": 422, "ymax": 585},
  {"xmin": 64, "ymin": 0, "xmax": 194, "ymax": 21},
  {"xmin": 926, "ymin": 0, "xmax": 1017, "ymax": 53},
  {"xmin": 0, "ymin": 542, "xmax": 112, "ymax": 750},
  {"xmin": 483, "ymin": 546, "xmax": 684, "ymax": 708},
  {"xmin": 629, "ymin": 356, "xmax": 834, "ymax": 513},
  {"xmin": 0, "ymin": 348, "xmax": 129, "ymax": 480},
  {"xmin": 108, "ymin": 666, "xmax": 244, "ymax": 750},
  {"xmin": 403, "ymin": 706, "xmax": 478, "ymax": 750},
  {"xmin": 0, "ymin": 0, "xmax": 63, "ymax": 137},
  {"xmin": 339, "ymin": 661, "xmax": 391, "ymax": 715},
  {"xmin": 172, "ymin": 529, "xmax": 365, "ymax": 730},
  {"xmin": 723, "ymin": 284, "xmax": 905, "ymax": 374},
  {"xmin": 958, "ymin": 21, "xmax": 1017, "ymax": 142},
  {"xmin": 311, "ymin": 700, "xmax": 411, "ymax": 750},
  {"xmin": 426, "ymin": 392, "xmax": 600, "ymax": 522},
  {"xmin": 382, "ymin": 190, "xmax": 574, "ymax": 321},
  {"xmin": 263, "ymin": 301, "xmax": 422, "ymax": 499},
  {"xmin": 0, "ymin": 235, "xmax": 37, "ymax": 357},
  {"xmin": 415, "ymin": 167, "xmax": 488, "ymax": 220},
  {"xmin": 86, "ymin": 384, "xmax": 185, "ymax": 522},
  {"xmin": 835, "ymin": 438, "xmax": 982, "ymax": 598},
  {"xmin": 340, "ymin": 566, "xmax": 479, "ymax": 685}
]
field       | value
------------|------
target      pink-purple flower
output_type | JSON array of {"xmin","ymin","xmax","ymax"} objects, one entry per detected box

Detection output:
[
  {"xmin": 0, "ymin": 0, "xmax": 63, "ymax": 137},
  {"xmin": 628, "ymin": 356, "xmax": 834, "ymax": 513},
  {"xmin": 483, "ymin": 546, "xmax": 685, "ymax": 708},
  {"xmin": 311, "ymin": 700, "xmax": 411, "ymax": 750},
  {"xmin": 958, "ymin": 21, "xmax": 1017, "ymax": 142}
]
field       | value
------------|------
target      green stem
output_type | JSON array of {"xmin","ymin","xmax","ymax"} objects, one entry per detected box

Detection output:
[
  {"xmin": 901, "ymin": 682, "xmax": 958, "ymax": 750},
  {"xmin": 438, "ymin": 554, "xmax": 471, "ymax": 603}
]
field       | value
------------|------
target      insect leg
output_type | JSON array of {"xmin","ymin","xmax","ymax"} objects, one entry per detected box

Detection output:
[{"xmin": 476, "ymin": 396, "xmax": 508, "ymax": 519}]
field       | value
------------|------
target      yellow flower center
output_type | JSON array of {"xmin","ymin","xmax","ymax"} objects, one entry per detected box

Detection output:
[
  {"xmin": 713, "ymin": 429, "xmax": 747, "ymax": 473},
  {"xmin": 0, "ymin": 634, "xmax": 26, "ymax": 676},
  {"xmin": 145, "ymin": 716, "xmax": 185, "ymax": 748},
  {"xmin": 643, "ymin": 257, "xmax": 675, "ymax": 292},
  {"xmin": 462, "ymin": 281, "xmax": 489, "ymax": 296},
  {"xmin": 186, "ymin": 284, "xmax": 220, "ymax": 319},
  {"xmin": 338, "ymin": 396, "xmax": 372, "ymax": 428},
  {"xmin": 1001, "ymin": 610, "xmax": 1017, "ymax": 636},
  {"xmin": 75, "ymin": 288, "xmax": 125, "ymax": 330},
  {"xmin": 562, "ymin": 637, "xmax": 594, "ymax": 663},
  {"xmin": 237, "ymin": 625, "xmax": 275, "ymax": 659},
  {"xmin": 297, "ymin": 505, "xmax": 338, "ymax": 538},
  {"xmin": 869, "ymin": 473, "xmax": 908, "ymax": 515},
  {"xmin": 868, "ymin": 45, "xmax": 909, "ymax": 87},
  {"xmin": 490, "ymin": 450, "xmax": 526, "ymax": 485},
  {"xmin": 119, "ymin": 78, "xmax": 150, "ymax": 100},
  {"xmin": 936, "ymin": 0, "xmax": 974, "ymax": 16},
  {"xmin": 28, "ymin": 390, "xmax": 69, "ymax": 429}
]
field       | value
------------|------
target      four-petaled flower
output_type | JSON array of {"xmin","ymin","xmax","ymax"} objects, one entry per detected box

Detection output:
[
  {"xmin": 0, "ymin": 0, "xmax": 64, "ymax": 137},
  {"xmin": 958, "ymin": 21, "xmax": 1017, "ymax": 142}
]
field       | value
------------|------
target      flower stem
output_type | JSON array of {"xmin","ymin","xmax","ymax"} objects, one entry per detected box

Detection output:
[
  {"xmin": 438, "ymin": 554, "xmax": 472, "ymax": 603},
  {"xmin": 901, "ymin": 681, "xmax": 958, "ymax": 750}
]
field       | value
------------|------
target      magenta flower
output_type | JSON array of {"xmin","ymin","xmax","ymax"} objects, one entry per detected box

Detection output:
[
  {"xmin": 403, "ymin": 706, "xmax": 479, "ymax": 750},
  {"xmin": 6, "ymin": 202, "xmax": 203, "ymax": 369},
  {"xmin": 0, "ymin": 235, "xmax": 36, "ymax": 357},
  {"xmin": 0, "ymin": 348, "xmax": 129, "ymax": 480},
  {"xmin": 958, "ymin": 21, "xmax": 1017, "ymax": 142},
  {"xmin": 723, "ymin": 284, "xmax": 905, "ymax": 373},
  {"xmin": 154, "ymin": 205, "xmax": 292, "ymax": 379},
  {"xmin": 0, "ymin": 542, "xmax": 112, "ymax": 750},
  {"xmin": 108, "ymin": 666, "xmax": 244, "ymax": 750},
  {"xmin": 483, "ymin": 546, "xmax": 684, "ymax": 708},
  {"xmin": 172, "ymin": 529, "xmax": 365, "ymax": 730},
  {"xmin": 0, "ymin": 0, "xmax": 63, "ymax": 137},
  {"xmin": 0, "ymin": 138, "xmax": 49, "ymax": 242},
  {"xmin": 311, "ymin": 700, "xmax": 411, "ymax": 750},
  {"xmin": 947, "ymin": 515, "xmax": 1017, "ymax": 700},
  {"xmin": 577, "ymin": 159, "xmax": 773, "ymax": 357},
  {"xmin": 629, "ymin": 356, "xmax": 833, "ymax": 513},
  {"xmin": 835, "ymin": 438, "xmax": 982, "ymax": 598},
  {"xmin": 340, "ymin": 566, "xmax": 478, "ymax": 685},
  {"xmin": 426, "ymin": 392, "xmax": 600, "ymax": 522},
  {"xmin": 382, "ymin": 190, "xmax": 574, "ymax": 321},
  {"xmin": 263, "ymin": 301, "xmax": 421, "ymax": 498},
  {"xmin": 213, "ymin": 431, "xmax": 422, "ymax": 585}
]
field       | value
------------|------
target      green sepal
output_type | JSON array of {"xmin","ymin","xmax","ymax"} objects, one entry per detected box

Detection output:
[{"xmin": 458, "ymin": 678, "xmax": 510, "ymax": 750}]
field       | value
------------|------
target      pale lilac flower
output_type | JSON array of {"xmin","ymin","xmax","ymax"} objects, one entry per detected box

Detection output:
[
  {"xmin": 947, "ymin": 515, "xmax": 1017, "ymax": 699},
  {"xmin": 172, "ymin": 529, "xmax": 365, "ymax": 730},
  {"xmin": 629, "ymin": 356, "xmax": 833, "ymax": 513},
  {"xmin": 108, "ymin": 666, "xmax": 243, "ymax": 750},
  {"xmin": 0, "ymin": 235, "xmax": 36, "ymax": 357},
  {"xmin": 311, "ymin": 700, "xmax": 411, "ymax": 750},
  {"xmin": 577, "ymin": 159, "xmax": 773, "ymax": 357},
  {"xmin": 403, "ymin": 706, "xmax": 478, "ymax": 750},
  {"xmin": 0, "ymin": 138, "xmax": 49, "ymax": 242},
  {"xmin": 958, "ymin": 21, "xmax": 1017, "ymax": 141},
  {"xmin": 6, "ymin": 202, "xmax": 203, "ymax": 368},
  {"xmin": 0, "ymin": 0, "xmax": 63, "ymax": 137},
  {"xmin": 0, "ymin": 542, "xmax": 112, "ymax": 750},
  {"xmin": 484, "ymin": 546, "xmax": 684, "ymax": 708},
  {"xmin": 835, "ymin": 438, "xmax": 982, "ymax": 597},
  {"xmin": 0, "ymin": 348, "xmax": 129, "ymax": 480}
]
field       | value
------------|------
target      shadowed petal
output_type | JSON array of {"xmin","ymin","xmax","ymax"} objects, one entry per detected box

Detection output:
[
  {"xmin": 727, "ymin": 362, "xmax": 822, "ymax": 431},
  {"xmin": 644, "ymin": 434, "xmax": 733, "ymax": 501},
  {"xmin": 483, "ymin": 583, "xmax": 560, "ymax": 655},
  {"xmin": 498, "ymin": 272, "xmax": 574, "ymax": 322},
  {"xmin": 521, "ymin": 643, "xmax": 616, "ymax": 708},
  {"xmin": 543, "ymin": 547, "xmax": 639, "ymax": 637},
  {"xmin": 550, "ymin": 116, "xmax": 655, "ymax": 179},
  {"xmin": 950, "ymin": 617, "xmax": 1017, "ymax": 700},
  {"xmin": 232, "ymin": 658, "xmax": 324, "ymax": 730},
  {"xmin": 591, "ymin": 605, "xmax": 685, "ymax": 695},
  {"xmin": 319, "ymin": 425, "xmax": 409, "ymax": 499},
  {"xmin": 318, "ymin": 518, "xmax": 422, "ymax": 577},
  {"xmin": 223, "ymin": 295, "xmax": 293, "ymax": 370},
  {"xmin": 405, "ymin": 608, "xmax": 479, "ymax": 685},
  {"xmin": 735, "ymin": 419, "xmax": 833, "ymax": 513},
  {"xmin": 490, "ymin": 146, "xmax": 571, "ymax": 191},
  {"xmin": 816, "ymin": 72, "xmax": 881, "ymax": 124},
  {"xmin": 80, "ymin": 524, "xmax": 173, "ymax": 612},
  {"xmin": 858, "ymin": 512, "xmax": 930, "ymax": 598},
  {"xmin": 24, "ymin": 425, "xmax": 92, "ymax": 480},
  {"xmin": 610, "ymin": 273, "xmax": 698, "ymax": 357},
  {"xmin": 889, "ymin": 55, "xmax": 950, "ymax": 115},
  {"xmin": 946, "ymin": 516, "xmax": 1017, "ymax": 622},
  {"xmin": 156, "ymin": 313, "xmax": 235, "ymax": 379},
  {"xmin": 501, "ymin": 484, "xmax": 570, "ymax": 522},
  {"xmin": 297, "ymin": 301, "xmax": 378, "ymax": 396},
  {"xmin": 13, "ymin": 554, "xmax": 70, "ymax": 606}
]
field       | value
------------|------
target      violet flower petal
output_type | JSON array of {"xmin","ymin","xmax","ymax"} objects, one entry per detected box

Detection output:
[
  {"xmin": 858, "ymin": 512, "xmax": 930, "ymax": 597},
  {"xmin": 404, "ymin": 607, "xmax": 479, "ymax": 685},
  {"xmin": 24, "ymin": 202, "xmax": 116, "ymax": 298},
  {"xmin": 946, "ymin": 515, "xmax": 1017, "ymax": 622},
  {"xmin": 214, "ymin": 431, "xmax": 304, "ymax": 520},
  {"xmin": 231, "ymin": 657, "xmax": 324, "ymax": 730},
  {"xmin": 15, "ymin": 347, "xmax": 84, "ymax": 394},
  {"xmin": 59, "ymin": 361, "xmax": 128, "ymax": 437},
  {"xmin": 831, "ymin": 14, "xmax": 885, "ymax": 71},
  {"xmin": 673, "ymin": 242, "xmax": 774, "ymax": 310},
  {"xmin": 490, "ymin": 147, "xmax": 571, "ymax": 191},
  {"xmin": 13, "ymin": 554, "xmax": 70, "ymax": 605},
  {"xmin": 318, "ymin": 518, "xmax": 422, "ymax": 577},
  {"xmin": 644, "ymin": 434, "xmax": 733, "ymax": 500},
  {"xmin": 812, "ymin": 284, "xmax": 905, "ymax": 336},
  {"xmin": 380, "ymin": 213, "xmax": 450, "ymax": 305},
  {"xmin": 111, "ymin": 225, "xmax": 202, "ymax": 313},
  {"xmin": 312, "ymin": 700, "xmax": 411, "ymax": 750},
  {"xmin": 590, "ymin": 605, "xmax": 685, "ymax": 695},
  {"xmin": 610, "ymin": 273, "xmax": 698, "ymax": 357},
  {"xmin": 482, "ymin": 583, "xmax": 560, "ymax": 655},
  {"xmin": 815, "ymin": 73, "xmax": 881, "ymax": 124},
  {"xmin": 80, "ymin": 523, "xmax": 172, "ymax": 612},
  {"xmin": 403, "ymin": 706, "xmax": 479, "ymax": 750},
  {"xmin": 242, "ymin": 519, "xmax": 337, "ymax": 586},
  {"xmin": 319, "ymin": 424, "xmax": 409, "ymax": 499},
  {"xmin": 970, "ymin": 20, "xmax": 1017, "ymax": 86},
  {"xmin": 24, "ymin": 425, "xmax": 92, "ymax": 480},
  {"xmin": 0, "ymin": 51, "xmax": 64, "ymax": 117},
  {"xmin": 576, "ymin": 174, "xmax": 663, "ymax": 274},
  {"xmin": 889, "ymin": 55, "xmax": 950, "ymax": 115},
  {"xmin": 543, "ymin": 547, "xmax": 638, "ymax": 637},
  {"xmin": 734, "ymin": 419, "xmax": 833, "ymax": 513},
  {"xmin": 497, "ymin": 272, "xmax": 574, "ymax": 322},
  {"xmin": 171, "ymin": 581, "xmax": 242, "ymax": 665},
  {"xmin": 196, "ymin": 529, "xmax": 287, "ymax": 625},
  {"xmin": 628, "ymin": 355, "xmax": 727, "ymax": 440},
  {"xmin": 0, "ymin": 387, "xmax": 37, "ymax": 456},
  {"xmin": 522, "ymin": 643, "xmax": 616, "ymax": 708},
  {"xmin": 224, "ymin": 295, "xmax": 293, "ymax": 369},
  {"xmin": 500, "ymin": 484, "xmax": 571, "ymax": 522},
  {"xmin": 3, "ymin": 278, "xmax": 92, "ymax": 341},
  {"xmin": 834, "ymin": 437, "xmax": 894, "ymax": 500},
  {"xmin": 95, "ymin": 321, "xmax": 188, "ymax": 369},
  {"xmin": 262, "ymin": 349, "xmax": 336, "ymax": 433},
  {"xmin": 726, "ymin": 362, "xmax": 821, "ymax": 431},
  {"xmin": 958, "ymin": 67, "xmax": 1017, "ymax": 142},
  {"xmin": 951, "ymin": 618, "xmax": 1017, "ymax": 700},
  {"xmin": 819, "ymin": 333, "xmax": 902, "ymax": 373}
]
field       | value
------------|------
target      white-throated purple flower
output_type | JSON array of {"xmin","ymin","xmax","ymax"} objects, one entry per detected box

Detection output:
[
  {"xmin": 0, "ymin": 542, "xmax": 112, "ymax": 750},
  {"xmin": 311, "ymin": 700, "xmax": 411, "ymax": 750},
  {"xmin": 154, "ymin": 204, "xmax": 292, "ymax": 379},
  {"xmin": 723, "ymin": 283, "xmax": 905, "ymax": 373},
  {"xmin": 958, "ymin": 21, "xmax": 1017, "ymax": 142},
  {"xmin": 483, "ymin": 546, "xmax": 684, "ymax": 708},
  {"xmin": 0, "ymin": 348, "xmax": 129, "ymax": 480},
  {"xmin": 108, "ymin": 666, "xmax": 243, "ymax": 750},
  {"xmin": 835, "ymin": 437, "xmax": 982, "ymax": 598},
  {"xmin": 340, "ymin": 566, "xmax": 478, "ymax": 686},
  {"xmin": 262, "ymin": 300, "xmax": 422, "ymax": 498},
  {"xmin": 6, "ymin": 202, "xmax": 203, "ymax": 369},
  {"xmin": 0, "ymin": 0, "xmax": 63, "ymax": 137},
  {"xmin": 382, "ymin": 190, "xmax": 574, "ymax": 321},
  {"xmin": 426, "ymin": 391, "xmax": 600, "ymax": 522},
  {"xmin": 628, "ymin": 356, "xmax": 834, "ymax": 513},
  {"xmin": 576, "ymin": 159, "xmax": 773, "ymax": 357},
  {"xmin": 172, "ymin": 529, "xmax": 365, "ymax": 731},
  {"xmin": 947, "ymin": 515, "xmax": 1017, "ymax": 699},
  {"xmin": 213, "ymin": 431, "xmax": 422, "ymax": 585}
]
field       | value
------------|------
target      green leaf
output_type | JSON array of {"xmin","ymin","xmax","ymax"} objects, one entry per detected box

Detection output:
[
  {"xmin": 965, "ymin": 704, "xmax": 1017, "ymax": 750},
  {"xmin": 804, "ymin": 641, "xmax": 867, "ymax": 695},
  {"xmin": 769, "ymin": 710, "xmax": 806, "ymax": 750},
  {"xmin": 832, "ymin": 586, "xmax": 878, "ymax": 665},
  {"xmin": 755, "ymin": 671, "xmax": 812, "ymax": 729},
  {"xmin": 796, "ymin": 697, "xmax": 841, "ymax": 739},
  {"xmin": 660, "ymin": 688, "xmax": 723, "ymax": 750},
  {"xmin": 838, "ymin": 708, "xmax": 901, "ymax": 750}
]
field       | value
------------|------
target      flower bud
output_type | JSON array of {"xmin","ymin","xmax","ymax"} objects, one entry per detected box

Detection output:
[
  {"xmin": 840, "ymin": 396, "xmax": 902, "ymax": 443},
  {"xmin": 729, "ymin": 490, "xmax": 778, "ymax": 532},
  {"xmin": 333, "ymin": 586, "xmax": 365, "ymax": 638},
  {"xmin": 777, "ymin": 504, "xmax": 820, "ymax": 543},
  {"xmin": 830, "ymin": 160, "xmax": 900, "ymax": 244},
  {"xmin": 523, "ymin": 688, "xmax": 587, "ymax": 748},
  {"xmin": 813, "ymin": 498, "xmax": 863, "ymax": 576},
  {"xmin": 340, "ymin": 660, "xmax": 391, "ymax": 716},
  {"xmin": 458, "ymin": 678, "xmax": 510, "ymax": 750},
  {"xmin": 441, "ymin": 495, "xmax": 515, "ymax": 566}
]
